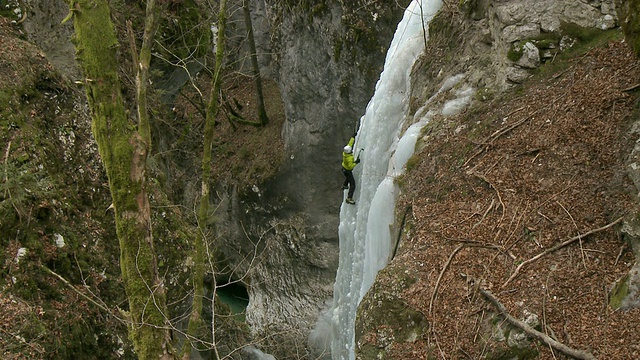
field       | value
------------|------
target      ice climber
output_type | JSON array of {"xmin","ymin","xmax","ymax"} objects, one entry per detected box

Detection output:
[{"xmin": 341, "ymin": 133, "xmax": 360, "ymax": 204}]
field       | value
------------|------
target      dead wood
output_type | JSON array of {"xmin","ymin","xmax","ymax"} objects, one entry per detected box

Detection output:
[
  {"xmin": 429, "ymin": 244, "xmax": 464, "ymax": 316},
  {"xmin": 462, "ymin": 274, "xmax": 597, "ymax": 360},
  {"xmin": 502, "ymin": 216, "xmax": 624, "ymax": 287},
  {"xmin": 469, "ymin": 171, "xmax": 505, "ymax": 220},
  {"xmin": 41, "ymin": 265, "xmax": 113, "ymax": 314},
  {"xmin": 622, "ymin": 83, "xmax": 640, "ymax": 92},
  {"xmin": 462, "ymin": 107, "xmax": 526, "ymax": 167}
]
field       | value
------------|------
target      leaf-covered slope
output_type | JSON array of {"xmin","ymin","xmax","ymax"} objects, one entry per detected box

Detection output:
[{"xmin": 358, "ymin": 36, "xmax": 640, "ymax": 360}]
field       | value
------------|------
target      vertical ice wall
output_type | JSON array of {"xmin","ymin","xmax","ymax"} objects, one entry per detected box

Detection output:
[{"xmin": 327, "ymin": 1, "xmax": 443, "ymax": 359}]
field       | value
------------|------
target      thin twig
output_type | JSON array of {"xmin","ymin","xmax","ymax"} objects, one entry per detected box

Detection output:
[
  {"xmin": 0, "ymin": 328, "xmax": 44, "ymax": 354},
  {"xmin": 3, "ymin": 140, "xmax": 10, "ymax": 183},
  {"xmin": 503, "ymin": 217, "xmax": 624, "ymax": 287},
  {"xmin": 552, "ymin": 49, "xmax": 592, "ymax": 80},
  {"xmin": 557, "ymin": 200, "xmax": 586, "ymax": 268},
  {"xmin": 621, "ymin": 83, "xmax": 640, "ymax": 92},
  {"xmin": 430, "ymin": 244, "xmax": 464, "ymax": 316},
  {"xmin": 456, "ymin": 239, "xmax": 516, "ymax": 260},
  {"xmin": 538, "ymin": 211, "xmax": 554, "ymax": 223},
  {"xmin": 537, "ymin": 173, "xmax": 577, "ymax": 210},
  {"xmin": 488, "ymin": 113, "xmax": 528, "ymax": 140},
  {"xmin": 470, "ymin": 171, "xmax": 505, "ymax": 222},
  {"xmin": 614, "ymin": 244, "xmax": 626, "ymax": 266},
  {"xmin": 473, "ymin": 198, "xmax": 495, "ymax": 229}
]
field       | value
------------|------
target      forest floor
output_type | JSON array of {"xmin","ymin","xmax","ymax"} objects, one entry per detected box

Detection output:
[{"xmin": 377, "ymin": 39, "xmax": 640, "ymax": 359}]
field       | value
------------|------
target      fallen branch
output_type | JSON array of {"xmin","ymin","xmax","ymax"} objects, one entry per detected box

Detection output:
[
  {"xmin": 462, "ymin": 274, "xmax": 597, "ymax": 360},
  {"xmin": 503, "ymin": 216, "xmax": 624, "ymax": 287},
  {"xmin": 552, "ymin": 49, "xmax": 592, "ymax": 80},
  {"xmin": 462, "ymin": 107, "xmax": 526, "ymax": 167},
  {"xmin": 487, "ymin": 111, "xmax": 528, "ymax": 140},
  {"xmin": 16, "ymin": 0, "xmax": 27, "ymax": 24},
  {"xmin": 556, "ymin": 200, "xmax": 587, "ymax": 268},
  {"xmin": 40, "ymin": 265, "xmax": 112, "ymax": 314},
  {"xmin": 456, "ymin": 239, "xmax": 517, "ymax": 260},
  {"xmin": 0, "ymin": 327, "xmax": 44, "ymax": 354},
  {"xmin": 614, "ymin": 244, "xmax": 626, "ymax": 266},
  {"xmin": 429, "ymin": 244, "xmax": 464, "ymax": 316},
  {"xmin": 470, "ymin": 171, "xmax": 505, "ymax": 220},
  {"xmin": 3, "ymin": 140, "xmax": 10, "ymax": 183},
  {"xmin": 392, "ymin": 205, "xmax": 412, "ymax": 261}
]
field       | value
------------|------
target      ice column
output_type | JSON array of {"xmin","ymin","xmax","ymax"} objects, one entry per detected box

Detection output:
[{"xmin": 328, "ymin": 1, "xmax": 443, "ymax": 359}]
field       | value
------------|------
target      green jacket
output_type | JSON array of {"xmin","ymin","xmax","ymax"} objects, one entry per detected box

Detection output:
[{"xmin": 342, "ymin": 137, "xmax": 357, "ymax": 171}]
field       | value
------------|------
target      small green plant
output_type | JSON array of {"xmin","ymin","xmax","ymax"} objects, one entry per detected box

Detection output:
[
  {"xmin": 514, "ymin": 259, "xmax": 523, "ymax": 266},
  {"xmin": 310, "ymin": 2, "xmax": 327, "ymax": 17},
  {"xmin": 561, "ymin": 21, "xmax": 603, "ymax": 42},
  {"xmin": 0, "ymin": 158, "xmax": 56, "ymax": 226},
  {"xmin": 0, "ymin": 0, "xmax": 22, "ymax": 20},
  {"xmin": 405, "ymin": 154, "xmax": 421, "ymax": 172},
  {"xmin": 524, "ymin": 227, "xmax": 537, "ymax": 243},
  {"xmin": 507, "ymin": 42, "xmax": 525, "ymax": 62},
  {"xmin": 460, "ymin": 0, "xmax": 486, "ymax": 20},
  {"xmin": 238, "ymin": 146, "xmax": 250, "ymax": 160}
]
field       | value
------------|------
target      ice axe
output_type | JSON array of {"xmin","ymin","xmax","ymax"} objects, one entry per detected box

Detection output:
[{"xmin": 356, "ymin": 148, "xmax": 364, "ymax": 161}]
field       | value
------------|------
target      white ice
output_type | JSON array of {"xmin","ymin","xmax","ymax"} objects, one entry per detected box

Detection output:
[{"xmin": 324, "ymin": 1, "xmax": 444, "ymax": 359}]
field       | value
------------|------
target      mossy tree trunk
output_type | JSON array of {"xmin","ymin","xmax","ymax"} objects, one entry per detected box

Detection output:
[
  {"xmin": 181, "ymin": 0, "xmax": 228, "ymax": 358},
  {"xmin": 615, "ymin": 0, "xmax": 640, "ymax": 58},
  {"xmin": 67, "ymin": 0, "xmax": 174, "ymax": 359}
]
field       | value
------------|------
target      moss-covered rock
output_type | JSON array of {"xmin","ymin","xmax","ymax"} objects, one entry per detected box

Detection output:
[
  {"xmin": 615, "ymin": 0, "xmax": 640, "ymax": 57},
  {"xmin": 485, "ymin": 346, "xmax": 539, "ymax": 360},
  {"xmin": 610, "ymin": 273, "xmax": 631, "ymax": 309},
  {"xmin": 355, "ymin": 266, "xmax": 426, "ymax": 359}
]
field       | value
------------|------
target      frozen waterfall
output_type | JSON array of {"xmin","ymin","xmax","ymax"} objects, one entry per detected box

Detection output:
[{"xmin": 309, "ymin": 1, "xmax": 445, "ymax": 359}]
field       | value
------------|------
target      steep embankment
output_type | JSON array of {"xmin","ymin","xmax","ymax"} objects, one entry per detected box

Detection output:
[
  {"xmin": 358, "ymin": 28, "xmax": 640, "ymax": 360},
  {"xmin": 0, "ymin": 17, "xmax": 132, "ymax": 358}
]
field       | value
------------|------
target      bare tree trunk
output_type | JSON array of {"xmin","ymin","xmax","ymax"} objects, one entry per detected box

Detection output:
[
  {"xmin": 243, "ymin": 0, "xmax": 269, "ymax": 126},
  {"xmin": 67, "ymin": 0, "xmax": 173, "ymax": 359},
  {"xmin": 182, "ymin": 1, "xmax": 228, "ymax": 359}
]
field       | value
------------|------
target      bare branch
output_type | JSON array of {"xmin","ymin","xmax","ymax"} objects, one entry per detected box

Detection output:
[
  {"xmin": 503, "ymin": 216, "xmax": 624, "ymax": 287},
  {"xmin": 463, "ymin": 274, "xmax": 597, "ymax": 360}
]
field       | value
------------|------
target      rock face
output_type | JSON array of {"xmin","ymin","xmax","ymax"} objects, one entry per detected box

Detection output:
[
  {"xmin": 20, "ymin": 0, "xmax": 80, "ymax": 80},
  {"xmin": 489, "ymin": 0, "xmax": 617, "ymax": 87},
  {"xmin": 410, "ymin": 0, "xmax": 619, "ymax": 108},
  {"xmin": 211, "ymin": 0, "xmax": 412, "ymax": 354}
]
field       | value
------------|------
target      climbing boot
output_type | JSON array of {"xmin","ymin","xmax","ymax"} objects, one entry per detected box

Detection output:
[{"xmin": 345, "ymin": 198, "xmax": 355, "ymax": 204}]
